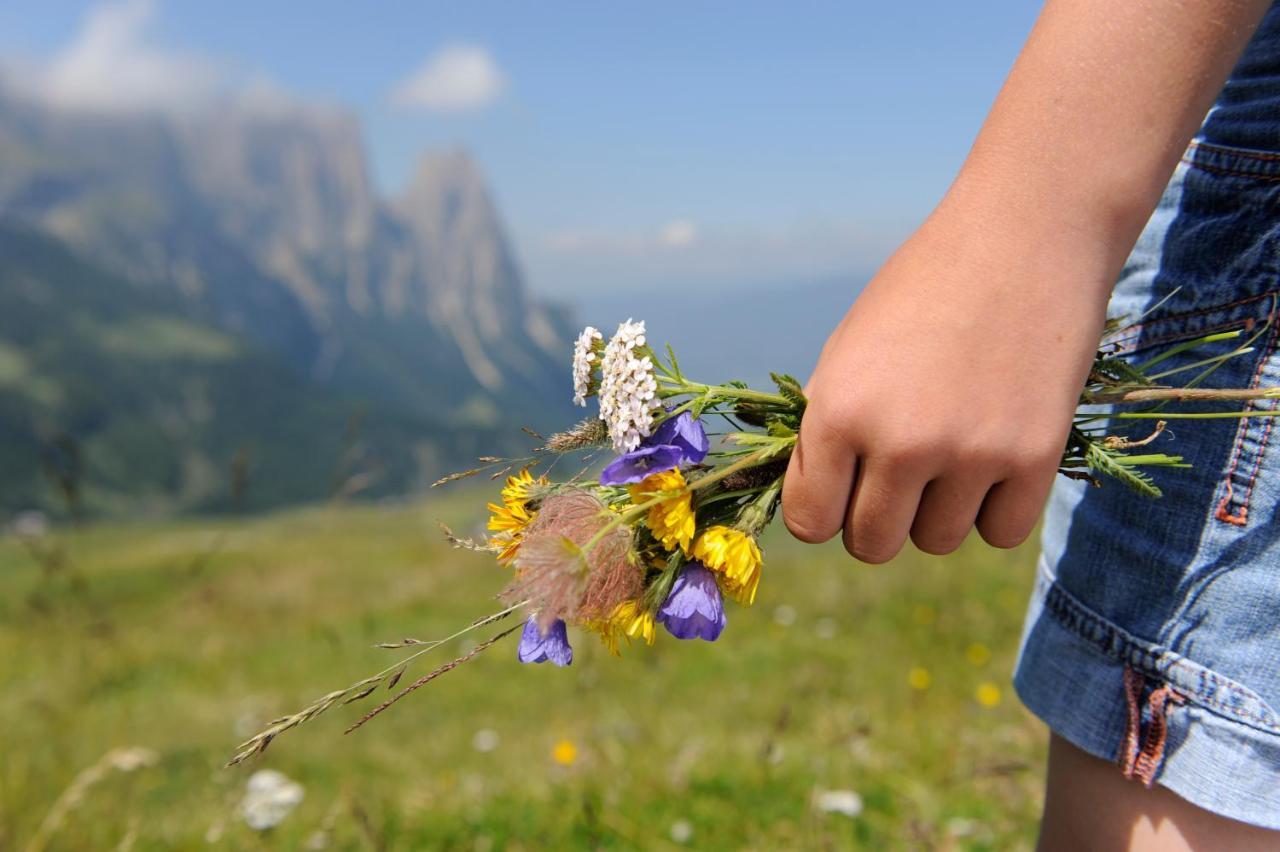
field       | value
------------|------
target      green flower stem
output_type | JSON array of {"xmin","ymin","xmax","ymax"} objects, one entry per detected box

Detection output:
[
  {"xmin": 736, "ymin": 476, "xmax": 784, "ymax": 535},
  {"xmin": 1106, "ymin": 453, "xmax": 1191, "ymax": 467},
  {"xmin": 579, "ymin": 441, "xmax": 795, "ymax": 556},
  {"xmin": 1133, "ymin": 330, "xmax": 1244, "ymax": 372},
  {"xmin": 656, "ymin": 378, "xmax": 790, "ymax": 406},
  {"xmin": 1149, "ymin": 349, "xmax": 1256, "ymax": 382}
]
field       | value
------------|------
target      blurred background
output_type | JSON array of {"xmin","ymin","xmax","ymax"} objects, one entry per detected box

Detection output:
[{"xmin": 0, "ymin": 2, "xmax": 1049, "ymax": 848}]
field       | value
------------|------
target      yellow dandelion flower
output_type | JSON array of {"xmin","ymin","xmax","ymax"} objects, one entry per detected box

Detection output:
[
  {"xmin": 628, "ymin": 469, "xmax": 695, "ymax": 553},
  {"xmin": 912, "ymin": 604, "xmax": 937, "ymax": 626},
  {"xmin": 487, "ymin": 469, "xmax": 546, "ymax": 564},
  {"xmin": 908, "ymin": 667, "xmax": 932, "ymax": 691},
  {"xmin": 586, "ymin": 600, "xmax": 657, "ymax": 655},
  {"xmin": 975, "ymin": 682, "xmax": 1002, "ymax": 708},
  {"xmin": 618, "ymin": 600, "xmax": 656, "ymax": 645},
  {"xmin": 691, "ymin": 526, "xmax": 763, "ymax": 605},
  {"xmin": 552, "ymin": 739, "xmax": 578, "ymax": 766},
  {"xmin": 965, "ymin": 643, "xmax": 992, "ymax": 667}
]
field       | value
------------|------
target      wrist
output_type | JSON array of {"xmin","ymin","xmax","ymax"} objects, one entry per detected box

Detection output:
[
  {"xmin": 916, "ymin": 159, "xmax": 1147, "ymax": 313},
  {"xmin": 949, "ymin": 155, "xmax": 1153, "ymax": 261}
]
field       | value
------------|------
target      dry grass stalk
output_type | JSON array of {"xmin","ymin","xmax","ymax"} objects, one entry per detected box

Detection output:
[
  {"xmin": 1084, "ymin": 386, "xmax": 1280, "ymax": 405},
  {"xmin": 1102, "ymin": 421, "xmax": 1167, "ymax": 450},
  {"xmin": 542, "ymin": 418, "xmax": 609, "ymax": 453},
  {"xmin": 227, "ymin": 605, "xmax": 523, "ymax": 765},
  {"xmin": 437, "ymin": 521, "xmax": 496, "ymax": 554},
  {"xmin": 344, "ymin": 623, "xmax": 522, "ymax": 734},
  {"xmin": 26, "ymin": 747, "xmax": 157, "ymax": 852}
]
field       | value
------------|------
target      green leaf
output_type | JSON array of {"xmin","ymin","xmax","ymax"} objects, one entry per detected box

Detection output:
[
  {"xmin": 770, "ymin": 372, "xmax": 808, "ymax": 414},
  {"xmin": 664, "ymin": 343, "xmax": 683, "ymax": 380},
  {"xmin": 1083, "ymin": 442, "xmax": 1163, "ymax": 498},
  {"xmin": 766, "ymin": 421, "xmax": 796, "ymax": 438}
]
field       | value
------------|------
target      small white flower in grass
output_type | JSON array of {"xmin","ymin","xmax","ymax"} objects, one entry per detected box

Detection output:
[
  {"xmin": 598, "ymin": 319, "xmax": 659, "ymax": 452},
  {"xmin": 472, "ymin": 728, "xmax": 500, "ymax": 752},
  {"xmin": 572, "ymin": 326, "xmax": 603, "ymax": 407},
  {"xmin": 11, "ymin": 510, "xmax": 49, "ymax": 539},
  {"xmin": 239, "ymin": 769, "xmax": 304, "ymax": 831},
  {"xmin": 814, "ymin": 789, "xmax": 863, "ymax": 818}
]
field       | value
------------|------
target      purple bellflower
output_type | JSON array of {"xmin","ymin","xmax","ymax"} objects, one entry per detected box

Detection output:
[
  {"xmin": 657, "ymin": 562, "xmax": 726, "ymax": 641},
  {"xmin": 599, "ymin": 444, "xmax": 685, "ymax": 486},
  {"xmin": 649, "ymin": 410, "xmax": 710, "ymax": 464},
  {"xmin": 517, "ymin": 616, "xmax": 574, "ymax": 666},
  {"xmin": 599, "ymin": 411, "xmax": 709, "ymax": 486}
]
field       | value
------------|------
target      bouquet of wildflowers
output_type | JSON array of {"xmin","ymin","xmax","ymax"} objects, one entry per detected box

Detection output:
[{"xmin": 230, "ymin": 315, "xmax": 1280, "ymax": 765}]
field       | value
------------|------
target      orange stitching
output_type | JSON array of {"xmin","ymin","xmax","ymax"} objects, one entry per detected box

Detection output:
[
  {"xmin": 1215, "ymin": 311, "xmax": 1280, "ymax": 526},
  {"xmin": 1227, "ymin": 401, "xmax": 1277, "ymax": 524},
  {"xmin": 1117, "ymin": 317, "xmax": 1264, "ymax": 353},
  {"xmin": 1215, "ymin": 480, "xmax": 1248, "ymax": 526},
  {"xmin": 1133, "ymin": 684, "xmax": 1185, "ymax": 787},
  {"xmin": 1118, "ymin": 666, "xmax": 1145, "ymax": 778},
  {"xmin": 1110, "ymin": 292, "xmax": 1276, "ymax": 350}
]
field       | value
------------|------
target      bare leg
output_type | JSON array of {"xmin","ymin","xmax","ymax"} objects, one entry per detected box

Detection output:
[{"xmin": 1038, "ymin": 733, "xmax": 1279, "ymax": 851}]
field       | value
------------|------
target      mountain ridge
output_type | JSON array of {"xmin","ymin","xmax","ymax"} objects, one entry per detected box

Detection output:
[{"xmin": 0, "ymin": 86, "xmax": 574, "ymax": 515}]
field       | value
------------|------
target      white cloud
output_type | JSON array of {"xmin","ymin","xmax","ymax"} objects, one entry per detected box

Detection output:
[
  {"xmin": 21, "ymin": 0, "xmax": 223, "ymax": 112},
  {"xmin": 527, "ymin": 216, "xmax": 914, "ymax": 297},
  {"xmin": 389, "ymin": 45, "xmax": 505, "ymax": 112}
]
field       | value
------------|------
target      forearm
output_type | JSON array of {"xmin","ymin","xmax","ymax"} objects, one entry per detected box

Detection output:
[
  {"xmin": 784, "ymin": 1, "xmax": 1274, "ymax": 562},
  {"xmin": 936, "ymin": 0, "xmax": 1270, "ymax": 283}
]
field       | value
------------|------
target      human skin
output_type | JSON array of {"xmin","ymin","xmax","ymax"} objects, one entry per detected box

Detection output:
[
  {"xmin": 784, "ymin": 0, "xmax": 1272, "ymax": 563},
  {"xmin": 782, "ymin": 0, "xmax": 1276, "ymax": 846},
  {"xmin": 1040, "ymin": 735, "xmax": 1280, "ymax": 851}
]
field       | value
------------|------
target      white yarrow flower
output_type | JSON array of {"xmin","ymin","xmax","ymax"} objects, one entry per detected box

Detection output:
[
  {"xmin": 572, "ymin": 326, "xmax": 603, "ymax": 407},
  {"xmin": 239, "ymin": 769, "xmax": 305, "ymax": 831},
  {"xmin": 598, "ymin": 319, "xmax": 659, "ymax": 452}
]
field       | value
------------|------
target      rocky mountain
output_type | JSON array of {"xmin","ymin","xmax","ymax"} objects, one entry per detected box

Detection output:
[{"xmin": 0, "ymin": 85, "xmax": 574, "ymax": 515}]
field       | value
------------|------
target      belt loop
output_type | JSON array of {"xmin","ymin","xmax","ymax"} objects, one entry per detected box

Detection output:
[{"xmin": 1117, "ymin": 665, "xmax": 1186, "ymax": 787}]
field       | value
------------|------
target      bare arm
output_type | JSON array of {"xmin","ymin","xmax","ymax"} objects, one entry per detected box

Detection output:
[
  {"xmin": 782, "ymin": 0, "xmax": 1271, "ymax": 562},
  {"xmin": 952, "ymin": 0, "xmax": 1270, "ymax": 270}
]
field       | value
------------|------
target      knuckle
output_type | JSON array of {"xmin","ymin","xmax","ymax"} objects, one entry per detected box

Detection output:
[
  {"xmin": 1013, "ymin": 441, "xmax": 1065, "ymax": 475},
  {"xmin": 803, "ymin": 405, "xmax": 856, "ymax": 448},
  {"xmin": 881, "ymin": 438, "xmax": 931, "ymax": 469}
]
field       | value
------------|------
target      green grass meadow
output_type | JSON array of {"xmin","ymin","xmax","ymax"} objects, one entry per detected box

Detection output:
[{"xmin": 1, "ymin": 494, "xmax": 1048, "ymax": 850}]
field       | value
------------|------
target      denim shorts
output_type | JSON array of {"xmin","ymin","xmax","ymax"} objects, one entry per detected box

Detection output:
[{"xmin": 1014, "ymin": 139, "xmax": 1280, "ymax": 829}]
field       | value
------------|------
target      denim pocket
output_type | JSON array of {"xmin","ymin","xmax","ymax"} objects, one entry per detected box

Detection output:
[
  {"xmin": 1185, "ymin": 140, "xmax": 1280, "ymax": 185},
  {"xmin": 1112, "ymin": 291, "xmax": 1280, "ymax": 527}
]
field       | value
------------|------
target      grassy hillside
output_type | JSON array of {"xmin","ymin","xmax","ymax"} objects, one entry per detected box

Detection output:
[
  {"xmin": 0, "ymin": 224, "xmax": 509, "ymax": 517},
  {"xmin": 0, "ymin": 494, "xmax": 1047, "ymax": 850}
]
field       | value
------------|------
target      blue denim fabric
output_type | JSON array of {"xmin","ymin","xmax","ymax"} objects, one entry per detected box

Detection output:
[
  {"xmin": 1015, "ymin": 8, "xmax": 1280, "ymax": 829},
  {"xmin": 1202, "ymin": 4, "xmax": 1280, "ymax": 153}
]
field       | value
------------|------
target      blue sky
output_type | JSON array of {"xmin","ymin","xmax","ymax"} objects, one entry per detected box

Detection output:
[{"xmin": 0, "ymin": 1, "xmax": 1042, "ymax": 297}]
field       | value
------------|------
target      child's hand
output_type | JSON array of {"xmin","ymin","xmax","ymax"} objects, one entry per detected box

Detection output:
[
  {"xmin": 782, "ymin": 210, "xmax": 1110, "ymax": 562},
  {"xmin": 779, "ymin": 0, "xmax": 1270, "ymax": 563}
]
